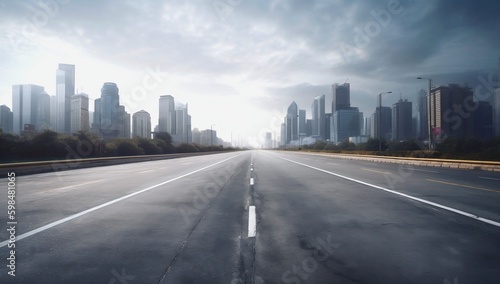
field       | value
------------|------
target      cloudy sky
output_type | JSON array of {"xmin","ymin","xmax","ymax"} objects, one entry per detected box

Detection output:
[{"xmin": 1, "ymin": 0, "xmax": 499, "ymax": 146}]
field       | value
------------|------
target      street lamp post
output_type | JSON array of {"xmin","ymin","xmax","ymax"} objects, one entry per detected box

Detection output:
[
  {"xmin": 378, "ymin": 91, "xmax": 392, "ymax": 152},
  {"xmin": 417, "ymin": 77, "xmax": 432, "ymax": 151}
]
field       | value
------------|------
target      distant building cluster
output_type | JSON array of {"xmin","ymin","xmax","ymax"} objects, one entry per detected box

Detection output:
[
  {"xmin": 2, "ymin": 64, "xmax": 133, "ymax": 139},
  {"xmin": 0, "ymin": 63, "xmax": 229, "ymax": 147},
  {"xmin": 273, "ymin": 58, "xmax": 500, "ymax": 148},
  {"xmin": 276, "ymin": 83, "xmax": 364, "ymax": 148}
]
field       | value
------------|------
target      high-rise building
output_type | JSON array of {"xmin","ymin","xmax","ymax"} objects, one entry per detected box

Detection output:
[
  {"xmin": 173, "ymin": 103, "xmax": 191, "ymax": 144},
  {"xmin": 305, "ymin": 119, "xmax": 312, "ymax": 136},
  {"xmin": 325, "ymin": 113, "xmax": 332, "ymax": 141},
  {"xmin": 192, "ymin": 128, "xmax": 201, "ymax": 144},
  {"xmin": 298, "ymin": 109, "xmax": 306, "ymax": 137},
  {"xmin": 118, "ymin": 105, "xmax": 130, "ymax": 139},
  {"xmin": 429, "ymin": 84, "xmax": 474, "ymax": 140},
  {"xmin": 265, "ymin": 132, "xmax": 272, "ymax": 148},
  {"xmin": 132, "ymin": 110, "xmax": 151, "ymax": 139},
  {"xmin": 0, "ymin": 105, "xmax": 13, "ymax": 134},
  {"xmin": 331, "ymin": 108, "xmax": 362, "ymax": 143},
  {"xmin": 49, "ymin": 95, "xmax": 57, "ymax": 130},
  {"xmin": 474, "ymin": 101, "xmax": 493, "ymax": 141},
  {"xmin": 332, "ymin": 83, "xmax": 350, "ymax": 112},
  {"xmin": 38, "ymin": 91, "xmax": 51, "ymax": 131},
  {"xmin": 364, "ymin": 117, "xmax": 372, "ymax": 137},
  {"xmin": 12, "ymin": 84, "xmax": 50, "ymax": 134},
  {"xmin": 416, "ymin": 89, "xmax": 428, "ymax": 140},
  {"xmin": 392, "ymin": 99, "xmax": 413, "ymax": 141},
  {"xmin": 285, "ymin": 101, "xmax": 298, "ymax": 143},
  {"xmin": 91, "ymin": 98, "xmax": 102, "ymax": 135},
  {"xmin": 99, "ymin": 82, "xmax": 120, "ymax": 138},
  {"xmin": 201, "ymin": 129, "xmax": 217, "ymax": 146},
  {"xmin": 311, "ymin": 95, "xmax": 325, "ymax": 140},
  {"xmin": 372, "ymin": 106, "xmax": 392, "ymax": 140},
  {"xmin": 494, "ymin": 87, "xmax": 500, "ymax": 137},
  {"xmin": 159, "ymin": 95, "xmax": 175, "ymax": 134},
  {"xmin": 56, "ymin": 63, "xmax": 75, "ymax": 134},
  {"xmin": 70, "ymin": 93, "xmax": 90, "ymax": 133},
  {"xmin": 280, "ymin": 122, "xmax": 286, "ymax": 147}
]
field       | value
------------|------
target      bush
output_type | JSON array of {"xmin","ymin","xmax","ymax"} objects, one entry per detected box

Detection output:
[
  {"xmin": 26, "ymin": 130, "xmax": 67, "ymax": 159},
  {"xmin": 135, "ymin": 138, "xmax": 162, "ymax": 155},
  {"xmin": 107, "ymin": 139, "xmax": 144, "ymax": 156},
  {"xmin": 176, "ymin": 143, "xmax": 199, "ymax": 153},
  {"xmin": 0, "ymin": 131, "xmax": 22, "ymax": 160}
]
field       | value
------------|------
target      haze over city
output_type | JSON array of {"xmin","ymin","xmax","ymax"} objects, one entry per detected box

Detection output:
[{"xmin": 1, "ymin": 0, "xmax": 499, "ymax": 146}]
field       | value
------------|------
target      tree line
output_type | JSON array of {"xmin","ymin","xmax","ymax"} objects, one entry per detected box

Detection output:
[
  {"xmin": 299, "ymin": 137, "xmax": 500, "ymax": 161},
  {"xmin": 0, "ymin": 130, "xmax": 238, "ymax": 163}
]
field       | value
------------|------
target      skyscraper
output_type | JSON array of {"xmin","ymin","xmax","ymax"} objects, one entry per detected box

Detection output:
[
  {"xmin": 285, "ymin": 101, "xmax": 298, "ymax": 143},
  {"xmin": 416, "ymin": 89, "xmax": 428, "ymax": 140},
  {"xmin": 332, "ymin": 83, "xmax": 350, "ymax": 112},
  {"xmin": 325, "ymin": 113, "xmax": 332, "ymax": 141},
  {"xmin": 0, "ymin": 105, "xmax": 13, "ymax": 134},
  {"xmin": 56, "ymin": 63, "xmax": 75, "ymax": 134},
  {"xmin": 265, "ymin": 132, "xmax": 272, "ymax": 148},
  {"xmin": 364, "ymin": 117, "xmax": 372, "ymax": 137},
  {"xmin": 429, "ymin": 84, "xmax": 474, "ymax": 139},
  {"xmin": 372, "ymin": 106, "xmax": 392, "ymax": 140},
  {"xmin": 280, "ymin": 122, "xmax": 286, "ymax": 147},
  {"xmin": 311, "ymin": 95, "xmax": 325, "ymax": 140},
  {"xmin": 494, "ymin": 59, "xmax": 500, "ymax": 137},
  {"xmin": 159, "ymin": 95, "xmax": 175, "ymax": 134},
  {"xmin": 91, "ymin": 98, "xmax": 102, "ymax": 135},
  {"xmin": 99, "ymin": 82, "xmax": 120, "ymax": 138},
  {"xmin": 118, "ymin": 105, "xmax": 131, "ymax": 139},
  {"xmin": 298, "ymin": 109, "xmax": 306, "ymax": 137},
  {"xmin": 331, "ymin": 108, "xmax": 362, "ymax": 143},
  {"xmin": 70, "ymin": 93, "xmax": 90, "ymax": 133},
  {"xmin": 392, "ymin": 99, "xmax": 413, "ymax": 141},
  {"xmin": 495, "ymin": 87, "xmax": 500, "ymax": 137},
  {"xmin": 12, "ymin": 84, "xmax": 50, "ymax": 134},
  {"xmin": 173, "ymin": 103, "xmax": 190, "ymax": 144},
  {"xmin": 132, "ymin": 110, "xmax": 152, "ymax": 139},
  {"xmin": 474, "ymin": 102, "xmax": 493, "ymax": 141},
  {"xmin": 50, "ymin": 95, "xmax": 57, "ymax": 130}
]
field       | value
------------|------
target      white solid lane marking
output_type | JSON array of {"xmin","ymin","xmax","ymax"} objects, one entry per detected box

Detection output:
[
  {"xmin": 276, "ymin": 155, "xmax": 500, "ymax": 228},
  {"xmin": 478, "ymin": 176, "xmax": 500, "ymax": 181},
  {"xmin": 138, "ymin": 169, "xmax": 155, "ymax": 174},
  {"xmin": 0, "ymin": 153, "xmax": 243, "ymax": 248},
  {"xmin": 250, "ymin": 178, "xmax": 254, "ymax": 185},
  {"xmin": 248, "ymin": 206, "xmax": 256, "ymax": 237}
]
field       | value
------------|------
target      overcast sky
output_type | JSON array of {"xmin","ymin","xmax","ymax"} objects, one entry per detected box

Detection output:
[{"xmin": 1, "ymin": 0, "xmax": 499, "ymax": 146}]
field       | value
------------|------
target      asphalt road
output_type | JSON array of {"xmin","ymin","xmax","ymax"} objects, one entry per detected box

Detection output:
[{"xmin": 0, "ymin": 150, "xmax": 499, "ymax": 283}]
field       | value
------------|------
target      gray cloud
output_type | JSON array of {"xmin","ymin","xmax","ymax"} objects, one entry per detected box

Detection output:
[{"xmin": 1, "ymin": 0, "xmax": 499, "ymax": 138}]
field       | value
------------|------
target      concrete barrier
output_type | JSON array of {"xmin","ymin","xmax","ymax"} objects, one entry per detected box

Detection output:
[
  {"xmin": 0, "ymin": 151, "xmax": 233, "ymax": 176},
  {"xmin": 295, "ymin": 151, "xmax": 500, "ymax": 172}
]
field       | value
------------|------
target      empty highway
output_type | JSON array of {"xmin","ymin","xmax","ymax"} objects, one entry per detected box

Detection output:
[{"xmin": 1, "ymin": 150, "xmax": 500, "ymax": 283}]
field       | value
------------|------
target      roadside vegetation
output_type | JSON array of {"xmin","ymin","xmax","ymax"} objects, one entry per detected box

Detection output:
[
  {"xmin": 297, "ymin": 138, "xmax": 500, "ymax": 161},
  {"xmin": 0, "ymin": 130, "xmax": 240, "ymax": 163}
]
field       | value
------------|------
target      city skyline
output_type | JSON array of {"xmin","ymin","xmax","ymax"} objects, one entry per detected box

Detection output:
[{"xmin": 1, "ymin": 1, "xmax": 500, "ymax": 146}]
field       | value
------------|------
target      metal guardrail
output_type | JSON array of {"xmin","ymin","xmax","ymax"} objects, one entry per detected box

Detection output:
[{"xmin": 0, "ymin": 151, "xmax": 231, "ymax": 176}]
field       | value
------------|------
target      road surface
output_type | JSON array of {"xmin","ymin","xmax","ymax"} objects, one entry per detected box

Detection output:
[{"xmin": 1, "ymin": 150, "xmax": 499, "ymax": 283}]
